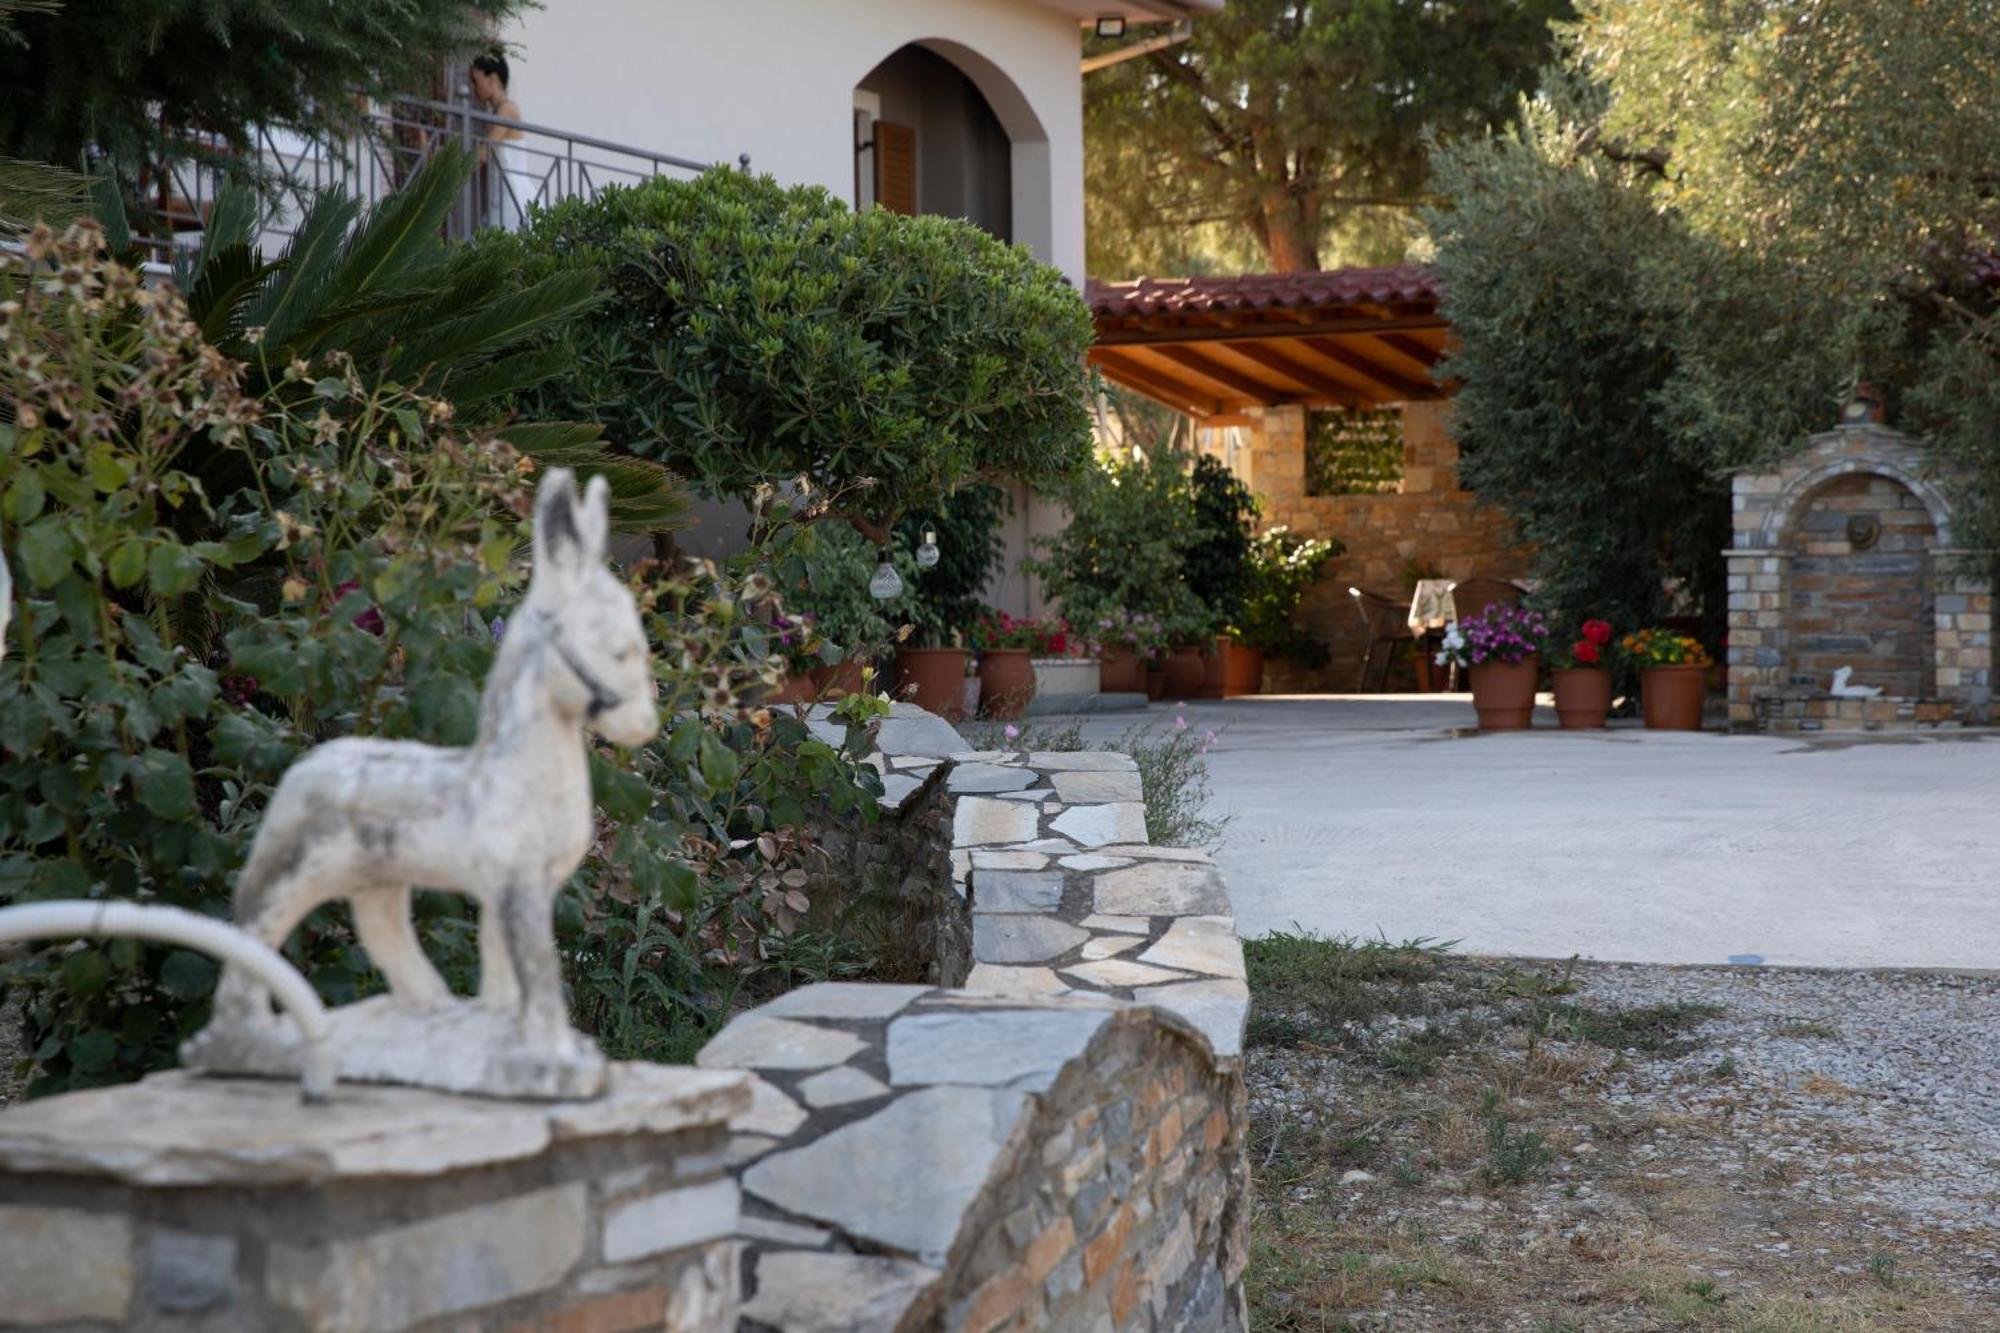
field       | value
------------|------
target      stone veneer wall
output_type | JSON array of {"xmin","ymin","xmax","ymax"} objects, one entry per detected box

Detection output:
[
  {"xmin": 1727, "ymin": 424, "xmax": 1992, "ymax": 732},
  {"xmin": 710, "ymin": 708, "xmax": 1252, "ymax": 1332},
  {"xmin": 1232, "ymin": 401, "xmax": 1529, "ymax": 692},
  {"xmin": 0, "ymin": 705, "xmax": 1248, "ymax": 1333},
  {"xmin": 0, "ymin": 1065, "xmax": 750, "ymax": 1331}
]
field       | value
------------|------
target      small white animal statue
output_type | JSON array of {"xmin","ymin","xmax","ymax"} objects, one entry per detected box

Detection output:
[
  {"xmin": 1829, "ymin": 666, "xmax": 1883, "ymax": 700},
  {"xmin": 182, "ymin": 469, "xmax": 659, "ymax": 1098}
]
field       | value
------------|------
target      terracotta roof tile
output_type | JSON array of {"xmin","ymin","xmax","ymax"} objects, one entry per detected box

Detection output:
[{"xmin": 1086, "ymin": 264, "xmax": 1441, "ymax": 318}]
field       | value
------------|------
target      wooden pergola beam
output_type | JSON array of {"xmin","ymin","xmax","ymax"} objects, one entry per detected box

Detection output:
[
  {"xmin": 1298, "ymin": 336, "xmax": 1434, "ymax": 400},
  {"xmin": 1091, "ymin": 352, "xmax": 1226, "ymax": 417},
  {"xmin": 1143, "ymin": 344, "xmax": 1284, "ymax": 406},
  {"xmin": 1226, "ymin": 341, "xmax": 1370, "ymax": 408},
  {"xmin": 1378, "ymin": 332, "xmax": 1443, "ymax": 368}
]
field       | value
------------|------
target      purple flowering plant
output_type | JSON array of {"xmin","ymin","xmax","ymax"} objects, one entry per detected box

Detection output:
[
  {"xmin": 773, "ymin": 611, "xmax": 824, "ymax": 673},
  {"xmin": 1435, "ymin": 603, "xmax": 1550, "ymax": 668}
]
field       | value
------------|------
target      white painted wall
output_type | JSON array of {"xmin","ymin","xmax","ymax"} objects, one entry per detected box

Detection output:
[{"xmin": 499, "ymin": 0, "xmax": 1087, "ymax": 282}]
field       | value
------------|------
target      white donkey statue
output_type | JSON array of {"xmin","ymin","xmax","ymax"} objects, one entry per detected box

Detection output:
[{"xmin": 182, "ymin": 468, "xmax": 660, "ymax": 1098}]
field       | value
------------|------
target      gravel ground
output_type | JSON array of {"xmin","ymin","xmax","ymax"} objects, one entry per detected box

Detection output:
[
  {"xmin": 1246, "ymin": 952, "xmax": 2000, "ymax": 1330},
  {"xmin": 1577, "ymin": 964, "xmax": 2000, "ymax": 1247}
]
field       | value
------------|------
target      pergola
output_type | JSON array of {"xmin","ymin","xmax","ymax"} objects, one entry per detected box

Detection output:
[{"xmin": 1084, "ymin": 265, "xmax": 1448, "ymax": 420}]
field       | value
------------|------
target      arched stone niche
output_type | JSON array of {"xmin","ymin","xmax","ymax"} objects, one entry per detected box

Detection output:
[{"xmin": 1726, "ymin": 423, "xmax": 1991, "ymax": 731}]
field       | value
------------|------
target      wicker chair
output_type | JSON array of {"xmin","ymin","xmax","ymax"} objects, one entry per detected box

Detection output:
[
  {"xmin": 1348, "ymin": 586, "xmax": 1420, "ymax": 692},
  {"xmin": 1449, "ymin": 576, "xmax": 1524, "ymax": 625}
]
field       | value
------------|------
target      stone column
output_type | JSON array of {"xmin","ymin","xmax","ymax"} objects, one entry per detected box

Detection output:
[
  {"xmin": 1932, "ymin": 548, "xmax": 1993, "ymax": 722},
  {"xmin": 1725, "ymin": 548, "xmax": 1791, "ymax": 730},
  {"xmin": 1243, "ymin": 404, "xmax": 1307, "ymax": 523}
]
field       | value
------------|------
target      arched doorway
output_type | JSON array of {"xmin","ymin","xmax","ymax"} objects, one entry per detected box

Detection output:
[{"xmin": 853, "ymin": 41, "xmax": 1047, "ymax": 248}]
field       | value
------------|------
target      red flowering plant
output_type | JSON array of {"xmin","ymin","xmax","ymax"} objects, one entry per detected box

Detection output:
[
  {"xmin": 971, "ymin": 610, "xmax": 1095, "ymax": 657},
  {"xmin": 1548, "ymin": 618, "xmax": 1616, "ymax": 669}
]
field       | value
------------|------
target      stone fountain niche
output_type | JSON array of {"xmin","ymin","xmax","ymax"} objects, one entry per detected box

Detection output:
[{"xmin": 1727, "ymin": 423, "xmax": 1992, "ymax": 732}]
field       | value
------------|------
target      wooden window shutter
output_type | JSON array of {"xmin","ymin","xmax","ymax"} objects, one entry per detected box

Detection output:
[{"xmin": 875, "ymin": 120, "xmax": 917, "ymax": 215}]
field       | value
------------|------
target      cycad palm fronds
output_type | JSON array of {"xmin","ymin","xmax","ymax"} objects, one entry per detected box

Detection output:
[
  {"xmin": 128, "ymin": 147, "xmax": 681, "ymax": 536},
  {"xmin": 0, "ymin": 156, "xmax": 85, "ymax": 234}
]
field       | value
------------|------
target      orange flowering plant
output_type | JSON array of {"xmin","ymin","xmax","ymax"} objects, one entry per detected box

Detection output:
[{"xmin": 1620, "ymin": 628, "xmax": 1712, "ymax": 668}]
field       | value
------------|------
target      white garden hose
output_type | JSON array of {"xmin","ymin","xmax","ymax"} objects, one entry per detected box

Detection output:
[{"xmin": 0, "ymin": 901, "xmax": 335, "ymax": 1101}]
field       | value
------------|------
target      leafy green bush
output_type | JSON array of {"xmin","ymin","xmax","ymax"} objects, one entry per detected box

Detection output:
[
  {"xmin": 1028, "ymin": 450, "xmax": 1210, "ymax": 645},
  {"xmin": 1236, "ymin": 527, "xmax": 1342, "ymax": 663},
  {"xmin": 1183, "ymin": 455, "xmax": 1257, "ymax": 637},
  {"xmin": 891, "ymin": 483, "xmax": 1008, "ymax": 647},
  {"xmin": 0, "ymin": 227, "xmax": 883, "ymax": 1094},
  {"xmin": 479, "ymin": 168, "xmax": 1098, "ymax": 541}
]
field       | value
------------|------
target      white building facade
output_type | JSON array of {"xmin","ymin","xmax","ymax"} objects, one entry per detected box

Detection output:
[{"xmin": 499, "ymin": 1, "xmax": 1214, "ymax": 286}]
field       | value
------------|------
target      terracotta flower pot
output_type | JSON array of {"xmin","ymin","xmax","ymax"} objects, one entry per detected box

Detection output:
[
  {"xmin": 1199, "ymin": 636, "xmax": 1228, "ymax": 699},
  {"xmin": 1641, "ymin": 664, "xmax": 1707, "ymax": 731},
  {"xmin": 894, "ymin": 647, "xmax": 972, "ymax": 722},
  {"xmin": 771, "ymin": 672, "xmax": 818, "ymax": 705},
  {"xmin": 823, "ymin": 658, "xmax": 868, "ymax": 698},
  {"xmin": 977, "ymin": 648, "xmax": 1036, "ymax": 719},
  {"xmin": 1222, "ymin": 641, "xmax": 1265, "ymax": 698},
  {"xmin": 1550, "ymin": 667, "xmax": 1611, "ymax": 730},
  {"xmin": 1163, "ymin": 646, "xmax": 1205, "ymax": 699},
  {"xmin": 1145, "ymin": 665, "xmax": 1166, "ymax": 701},
  {"xmin": 1100, "ymin": 650, "xmax": 1146, "ymax": 694},
  {"xmin": 1467, "ymin": 657, "xmax": 1539, "ymax": 730}
]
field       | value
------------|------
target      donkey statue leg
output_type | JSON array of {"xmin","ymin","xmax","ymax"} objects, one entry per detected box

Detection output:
[
  {"xmin": 499, "ymin": 881, "xmax": 572, "ymax": 1050},
  {"xmin": 349, "ymin": 885, "xmax": 453, "ymax": 1008}
]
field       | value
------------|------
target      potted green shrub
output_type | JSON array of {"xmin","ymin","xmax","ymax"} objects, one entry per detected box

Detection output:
[
  {"xmin": 1183, "ymin": 457, "xmax": 1258, "ymax": 699},
  {"xmin": 1029, "ymin": 450, "xmax": 1206, "ymax": 701},
  {"xmin": 1436, "ymin": 604, "xmax": 1551, "ymax": 729},
  {"xmin": 774, "ymin": 523, "xmax": 894, "ymax": 703},
  {"xmin": 1093, "ymin": 608, "xmax": 1165, "ymax": 694},
  {"xmin": 1231, "ymin": 527, "xmax": 1341, "ymax": 696},
  {"xmin": 1548, "ymin": 619, "xmax": 1617, "ymax": 729},
  {"xmin": 1621, "ymin": 628, "xmax": 1712, "ymax": 731},
  {"xmin": 887, "ymin": 487, "xmax": 1006, "ymax": 721}
]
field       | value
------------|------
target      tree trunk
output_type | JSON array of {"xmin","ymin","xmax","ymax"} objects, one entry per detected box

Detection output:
[{"xmin": 1256, "ymin": 191, "xmax": 1321, "ymax": 273}]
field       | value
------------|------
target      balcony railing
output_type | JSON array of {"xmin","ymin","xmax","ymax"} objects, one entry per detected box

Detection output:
[{"xmin": 142, "ymin": 96, "xmax": 742, "ymax": 257}]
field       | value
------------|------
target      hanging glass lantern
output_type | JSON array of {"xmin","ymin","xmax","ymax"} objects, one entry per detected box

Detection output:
[
  {"xmin": 916, "ymin": 529, "xmax": 941, "ymax": 569},
  {"xmin": 868, "ymin": 550, "xmax": 904, "ymax": 601}
]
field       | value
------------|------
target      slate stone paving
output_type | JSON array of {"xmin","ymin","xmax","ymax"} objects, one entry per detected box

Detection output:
[{"xmin": 709, "ymin": 721, "xmax": 1252, "ymax": 1330}]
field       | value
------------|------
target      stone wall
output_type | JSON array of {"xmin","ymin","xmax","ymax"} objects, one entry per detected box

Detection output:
[
  {"xmin": 0, "ymin": 707, "xmax": 1249, "ymax": 1333},
  {"xmin": 716, "ymin": 719, "xmax": 1252, "ymax": 1332},
  {"xmin": 0, "ymin": 1066, "xmax": 749, "ymax": 1331},
  {"xmin": 1727, "ymin": 424, "xmax": 1992, "ymax": 731},
  {"xmin": 1231, "ymin": 401, "xmax": 1529, "ymax": 692}
]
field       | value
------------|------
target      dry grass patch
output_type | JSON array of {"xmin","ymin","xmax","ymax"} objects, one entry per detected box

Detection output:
[{"xmin": 1243, "ymin": 937, "xmax": 2000, "ymax": 1332}]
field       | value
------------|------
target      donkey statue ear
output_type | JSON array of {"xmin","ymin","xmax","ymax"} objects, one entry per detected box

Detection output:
[
  {"xmin": 579, "ymin": 474, "xmax": 611, "ymax": 568},
  {"xmin": 533, "ymin": 468, "xmax": 584, "ymax": 589}
]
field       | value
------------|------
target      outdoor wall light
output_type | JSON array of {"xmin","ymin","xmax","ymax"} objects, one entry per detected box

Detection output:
[
  {"xmin": 916, "ymin": 530, "xmax": 941, "ymax": 568},
  {"xmin": 1095, "ymin": 16, "xmax": 1127, "ymax": 38},
  {"xmin": 868, "ymin": 551, "xmax": 905, "ymax": 601}
]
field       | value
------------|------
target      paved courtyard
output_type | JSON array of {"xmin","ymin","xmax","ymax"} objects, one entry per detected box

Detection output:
[{"xmin": 1059, "ymin": 695, "xmax": 2000, "ymax": 970}]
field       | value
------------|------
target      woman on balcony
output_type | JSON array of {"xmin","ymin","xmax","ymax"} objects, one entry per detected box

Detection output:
[{"xmin": 470, "ymin": 52, "xmax": 526, "ymax": 231}]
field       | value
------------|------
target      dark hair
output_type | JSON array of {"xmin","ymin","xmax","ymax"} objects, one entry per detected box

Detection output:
[{"xmin": 471, "ymin": 52, "xmax": 509, "ymax": 87}]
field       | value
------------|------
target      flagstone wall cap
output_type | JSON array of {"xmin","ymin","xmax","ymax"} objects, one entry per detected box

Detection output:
[{"xmin": 0, "ymin": 1063, "xmax": 749, "ymax": 1187}]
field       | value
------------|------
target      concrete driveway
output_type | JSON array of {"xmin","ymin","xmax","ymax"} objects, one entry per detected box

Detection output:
[{"xmin": 1055, "ymin": 695, "xmax": 2000, "ymax": 969}]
